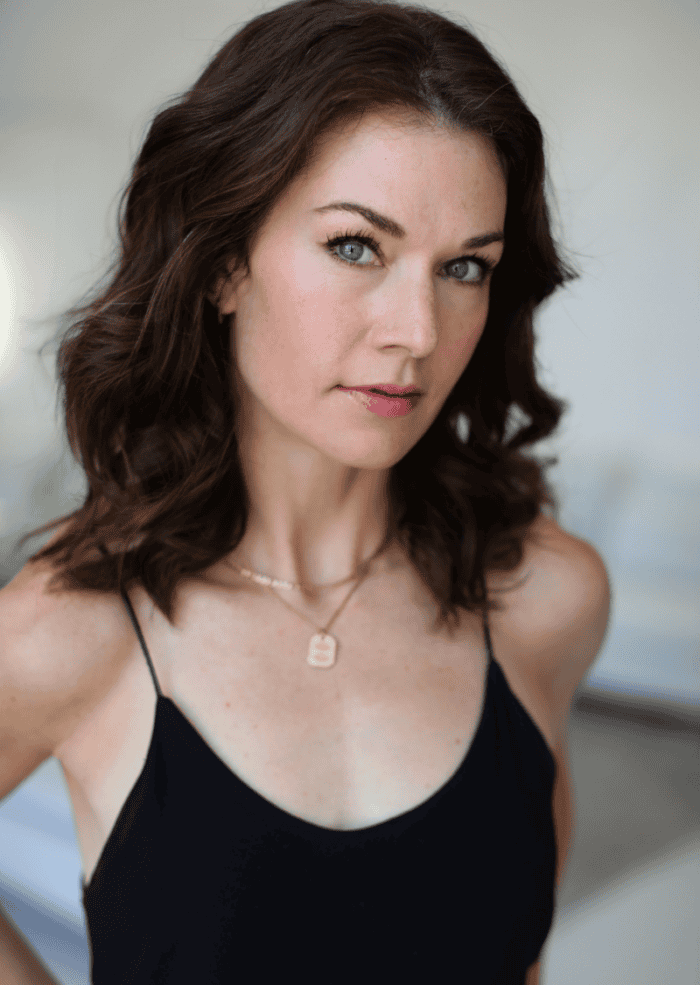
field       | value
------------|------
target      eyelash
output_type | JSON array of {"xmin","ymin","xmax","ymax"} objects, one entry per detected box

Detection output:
[{"xmin": 323, "ymin": 227, "xmax": 497, "ymax": 286}]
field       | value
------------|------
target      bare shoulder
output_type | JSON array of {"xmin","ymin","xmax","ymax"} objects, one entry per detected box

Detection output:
[
  {"xmin": 0, "ymin": 525, "xmax": 134, "ymax": 771},
  {"xmin": 514, "ymin": 512, "xmax": 610, "ymax": 633},
  {"xmin": 488, "ymin": 512, "xmax": 612, "ymax": 736}
]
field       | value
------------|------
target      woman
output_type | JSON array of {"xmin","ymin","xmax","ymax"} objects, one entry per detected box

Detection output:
[{"xmin": 0, "ymin": 0, "xmax": 610, "ymax": 982}]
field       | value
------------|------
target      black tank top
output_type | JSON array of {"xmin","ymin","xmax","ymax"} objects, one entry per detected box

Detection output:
[{"xmin": 81, "ymin": 585, "xmax": 557, "ymax": 984}]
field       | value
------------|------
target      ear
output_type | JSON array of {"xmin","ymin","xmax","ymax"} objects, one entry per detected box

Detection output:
[{"xmin": 208, "ymin": 258, "xmax": 249, "ymax": 316}]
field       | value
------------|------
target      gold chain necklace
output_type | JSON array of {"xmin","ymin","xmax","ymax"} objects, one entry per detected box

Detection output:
[{"xmin": 228, "ymin": 531, "xmax": 392, "ymax": 668}]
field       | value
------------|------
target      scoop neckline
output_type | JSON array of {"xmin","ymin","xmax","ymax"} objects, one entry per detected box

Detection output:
[
  {"xmin": 154, "ymin": 654, "xmax": 494, "ymax": 838},
  {"xmin": 83, "ymin": 658, "xmax": 494, "ymax": 892}
]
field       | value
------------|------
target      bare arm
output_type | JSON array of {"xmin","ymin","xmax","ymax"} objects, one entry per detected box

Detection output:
[
  {"xmin": 524, "ymin": 958, "xmax": 541, "ymax": 984},
  {"xmin": 0, "ymin": 905, "xmax": 61, "ymax": 985},
  {"xmin": 520, "ymin": 529, "xmax": 611, "ymax": 985},
  {"xmin": 0, "ymin": 544, "xmax": 109, "ymax": 985}
]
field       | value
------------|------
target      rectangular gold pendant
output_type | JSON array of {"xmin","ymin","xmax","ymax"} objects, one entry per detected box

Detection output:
[{"xmin": 307, "ymin": 632, "xmax": 337, "ymax": 668}]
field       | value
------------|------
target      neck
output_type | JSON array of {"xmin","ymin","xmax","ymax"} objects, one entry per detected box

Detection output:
[
  {"xmin": 228, "ymin": 426, "xmax": 400, "ymax": 600},
  {"xmin": 230, "ymin": 514, "xmax": 396, "ymax": 601}
]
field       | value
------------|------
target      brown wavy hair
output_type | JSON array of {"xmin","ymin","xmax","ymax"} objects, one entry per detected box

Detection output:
[{"xmin": 17, "ymin": 0, "xmax": 577, "ymax": 634}]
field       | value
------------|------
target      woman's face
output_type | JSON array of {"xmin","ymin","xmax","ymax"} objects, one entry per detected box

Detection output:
[{"xmin": 217, "ymin": 112, "xmax": 507, "ymax": 470}]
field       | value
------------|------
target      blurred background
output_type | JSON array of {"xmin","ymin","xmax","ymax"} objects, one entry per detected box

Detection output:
[{"xmin": 0, "ymin": 0, "xmax": 698, "ymax": 982}]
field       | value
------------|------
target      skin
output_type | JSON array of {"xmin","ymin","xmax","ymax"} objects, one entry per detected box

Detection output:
[{"xmin": 213, "ymin": 110, "xmax": 507, "ymax": 603}]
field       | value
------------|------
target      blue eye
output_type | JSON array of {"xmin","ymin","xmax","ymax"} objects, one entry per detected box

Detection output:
[
  {"xmin": 444, "ymin": 256, "xmax": 495, "ymax": 284},
  {"xmin": 325, "ymin": 230, "xmax": 381, "ymax": 265},
  {"xmin": 324, "ymin": 228, "xmax": 496, "ymax": 285}
]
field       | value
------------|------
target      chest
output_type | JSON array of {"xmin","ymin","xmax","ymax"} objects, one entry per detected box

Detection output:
[{"xmin": 55, "ymin": 573, "xmax": 555, "ymax": 885}]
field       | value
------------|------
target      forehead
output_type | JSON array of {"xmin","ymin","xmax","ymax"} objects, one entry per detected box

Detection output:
[{"xmin": 276, "ymin": 111, "xmax": 507, "ymax": 229}]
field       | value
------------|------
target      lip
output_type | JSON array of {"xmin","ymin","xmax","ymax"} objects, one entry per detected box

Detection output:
[
  {"xmin": 336, "ymin": 386, "xmax": 420, "ymax": 418},
  {"xmin": 338, "ymin": 384, "xmax": 422, "ymax": 396}
]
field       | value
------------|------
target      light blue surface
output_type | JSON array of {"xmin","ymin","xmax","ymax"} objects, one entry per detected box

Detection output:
[{"xmin": 0, "ymin": 757, "xmax": 85, "ymax": 930}]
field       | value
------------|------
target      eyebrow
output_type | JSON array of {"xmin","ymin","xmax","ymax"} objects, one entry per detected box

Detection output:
[{"xmin": 312, "ymin": 201, "xmax": 504, "ymax": 252}]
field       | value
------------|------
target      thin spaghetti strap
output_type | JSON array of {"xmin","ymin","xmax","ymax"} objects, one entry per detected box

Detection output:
[
  {"xmin": 96, "ymin": 542, "xmax": 163, "ymax": 698},
  {"xmin": 482, "ymin": 607, "xmax": 494, "ymax": 664},
  {"xmin": 480, "ymin": 572, "xmax": 494, "ymax": 665},
  {"xmin": 119, "ymin": 586, "xmax": 163, "ymax": 698}
]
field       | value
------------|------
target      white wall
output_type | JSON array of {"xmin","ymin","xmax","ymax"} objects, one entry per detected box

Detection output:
[{"xmin": 1, "ymin": 0, "xmax": 698, "ymax": 706}]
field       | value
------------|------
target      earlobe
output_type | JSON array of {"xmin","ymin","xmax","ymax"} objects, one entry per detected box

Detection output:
[
  {"xmin": 215, "ymin": 261, "xmax": 248, "ymax": 316},
  {"xmin": 208, "ymin": 259, "xmax": 237, "ymax": 307},
  {"xmin": 207, "ymin": 274, "xmax": 227, "ymax": 307},
  {"xmin": 207, "ymin": 292, "xmax": 230, "ymax": 324}
]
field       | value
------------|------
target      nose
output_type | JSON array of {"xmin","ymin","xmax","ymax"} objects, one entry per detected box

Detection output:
[{"xmin": 381, "ymin": 275, "xmax": 439, "ymax": 359}]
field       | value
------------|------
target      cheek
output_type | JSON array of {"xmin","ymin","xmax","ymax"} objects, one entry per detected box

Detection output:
[
  {"xmin": 232, "ymin": 304, "xmax": 328, "ymax": 416},
  {"xmin": 442, "ymin": 311, "xmax": 488, "ymax": 368}
]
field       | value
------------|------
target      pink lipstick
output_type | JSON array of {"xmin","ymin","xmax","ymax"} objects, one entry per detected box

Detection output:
[{"xmin": 336, "ymin": 385, "xmax": 421, "ymax": 418}]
